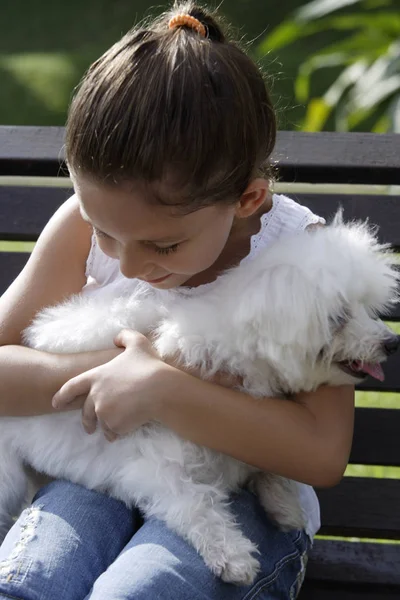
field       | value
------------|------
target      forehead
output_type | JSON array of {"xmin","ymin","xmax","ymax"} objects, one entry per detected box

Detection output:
[{"xmin": 74, "ymin": 176, "xmax": 222, "ymax": 242}]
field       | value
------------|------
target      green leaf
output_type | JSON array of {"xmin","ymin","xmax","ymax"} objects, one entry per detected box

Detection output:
[
  {"xmin": 258, "ymin": 21, "xmax": 321, "ymax": 53},
  {"xmin": 363, "ymin": 0, "xmax": 393, "ymax": 8},
  {"xmin": 295, "ymin": 52, "xmax": 351, "ymax": 101},
  {"xmin": 259, "ymin": 11, "xmax": 400, "ymax": 56},
  {"xmin": 295, "ymin": 0, "xmax": 362, "ymax": 22},
  {"xmin": 324, "ymin": 60, "xmax": 368, "ymax": 106},
  {"xmin": 389, "ymin": 95, "xmax": 400, "ymax": 132},
  {"xmin": 372, "ymin": 114, "xmax": 391, "ymax": 132},
  {"xmin": 302, "ymin": 98, "xmax": 332, "ymax": 130}
]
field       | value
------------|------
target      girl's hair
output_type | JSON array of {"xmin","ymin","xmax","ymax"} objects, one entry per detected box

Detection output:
[{"xmin": 65, "ymin": 1, "xmax": 276, "ymax": 212}]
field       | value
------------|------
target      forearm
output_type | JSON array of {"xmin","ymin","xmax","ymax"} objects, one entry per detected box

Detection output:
[
  {"xmin": 0, "ymin": 345, "xmax": 121, "ymax": 416},
  {"xmin": 155, "ymin": 366, "xmax": 354, "ymax": 487}
]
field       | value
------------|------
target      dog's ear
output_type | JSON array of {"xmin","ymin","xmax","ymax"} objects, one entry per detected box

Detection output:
[{"xmin": 233, "ymin": 262, "xmax": 334, "ymax": 356}]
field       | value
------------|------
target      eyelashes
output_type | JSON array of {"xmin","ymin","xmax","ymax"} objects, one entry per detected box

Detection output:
[
  {"xmin": 93, "ymin": 227, "xmax": 110, "ymax": 239},
  {"xmin": 93, "ymin": 227, "xmax": 180, "ymax": 255},
  {"xmin": 154, "ymin": 244, "xmax": 180, "ymax": 255}
]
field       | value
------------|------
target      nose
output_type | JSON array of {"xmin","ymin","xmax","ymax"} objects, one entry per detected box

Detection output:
[
  {"xmin": 384, "ymin": 335, "xmax": 400, "ymax": 356},
  {"xmin": 119, "ymin": 246, "xmax": 154, "ymax": 279}
]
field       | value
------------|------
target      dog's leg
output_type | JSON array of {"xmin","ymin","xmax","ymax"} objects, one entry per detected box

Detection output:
[
  {"xmin": 141, "ymin": 490, "xmax": 261, "ymax": 586},
  {"xmin": 248, "ymin": 472, "xmax": 306, "ymax": 531},
  {"xmin": 0, "ymin": 447, "xmax": 28, "ymax": 543}
]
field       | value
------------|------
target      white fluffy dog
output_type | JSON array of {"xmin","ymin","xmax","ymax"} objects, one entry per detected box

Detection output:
[{"xmin": 0, "ymin": 216, "xmax": 398, "ymax": 584}]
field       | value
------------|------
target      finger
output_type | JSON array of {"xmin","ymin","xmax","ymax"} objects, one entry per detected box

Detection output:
[
  {"xmin": 59, "ymin": 394, "xmax": 88, "ymax": 412},
  {"xmin": 98, "ymin": 418, "xmax": 119, "ymax": 443},
  {"xmin": 52, "ymin": 373, "xmax": 91, "ymax": 409},
  {"xmin": 81, "ymin": 397, "xmax": 98, "ymax": 434},
  {"xmin": 114, "ymin": 328, "xmax": 144, "ymax": 349}
]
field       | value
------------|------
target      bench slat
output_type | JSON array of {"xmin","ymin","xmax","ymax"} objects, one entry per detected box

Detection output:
[
  {"xmin": 2, "ymin": 188, "xmax": 400, "ymax": 249},
  {"xmin": 274, "ymin": 132, "xmax": 400, "ymax": 185},
  {"xmin": 0, "ymin": 252, "xmax": 30, "ymax": 292},
  {"xmin": 2, "ymin": 128, "xmax": 400, "ymax": 184},
  {"xmin": 351, "ymin": 408, "xmax": 400, "ymax": 466},
  {"xmin": 304, "ymin": 539, "xmax": 400, "ymax": 586},
  {"xmin": 299, "ymin": 583, "xmax": 400, "ymax": 600},
  {"xmin": 296, "ymin": 193, "xmax": 400, "ymax": 250},
  {"xmin": 0, "ymin": 186, "xmax": 70, "ymax": 241},
  {"xmin": 317, "ymin": 477, "xmax": 400, "ymax": 539},
  {"xmin": 356, "ymin": 356, "xmax": 400, "ymax": 392}
]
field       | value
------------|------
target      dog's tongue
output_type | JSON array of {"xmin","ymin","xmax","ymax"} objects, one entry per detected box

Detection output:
[{"xmin": 354, "ymin": 361, "xmax": 385, "ymax": 381}]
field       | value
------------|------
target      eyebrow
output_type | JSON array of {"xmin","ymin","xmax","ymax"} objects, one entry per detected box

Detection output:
[{"xmin": 79, "ymin": 208, "xmax": 184, "ymax": 244}]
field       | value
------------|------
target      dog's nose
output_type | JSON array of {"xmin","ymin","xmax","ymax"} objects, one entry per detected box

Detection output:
[{"xmin": 384, "ymin": 335, "xmax": 400, "ymax": 356}]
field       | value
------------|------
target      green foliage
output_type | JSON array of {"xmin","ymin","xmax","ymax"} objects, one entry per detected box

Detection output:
[{"xmin": 259, "ymin": 0, "xmax": 400, "ymax": 132}]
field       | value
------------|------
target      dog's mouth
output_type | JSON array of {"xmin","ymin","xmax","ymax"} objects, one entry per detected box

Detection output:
[{"xmin": 338, "ymin": 360, "xmax": 385, "ymax": 381}]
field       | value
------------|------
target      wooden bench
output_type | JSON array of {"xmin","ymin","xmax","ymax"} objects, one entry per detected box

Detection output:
[{"xmin": 1, "ymin": 126, "xmax": 400, "ymax": 599}]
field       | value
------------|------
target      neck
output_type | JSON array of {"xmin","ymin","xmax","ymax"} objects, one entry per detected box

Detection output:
[{"xmin": 182, "ymin": 195, "xmax": 273, "ymax": 288}]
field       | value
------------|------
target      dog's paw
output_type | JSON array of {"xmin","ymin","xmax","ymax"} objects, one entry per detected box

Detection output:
[
  {"xmin": 204, "ymin": 538, "xmax": 261, "ymax": 586},
  {"xmin": 219, "ymin": 551, "xmax": 261, "ymax": 586}
]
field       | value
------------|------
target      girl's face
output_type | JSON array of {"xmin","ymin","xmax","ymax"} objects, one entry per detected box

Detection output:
[{"xmin": 73, "ymin": 176, "xmax": 238, "ymax": 289}]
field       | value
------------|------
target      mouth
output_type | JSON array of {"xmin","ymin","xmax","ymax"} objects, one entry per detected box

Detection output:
[
  {"xmin": 144, "ymin": 274, "xmax": 171, "ymax": 284},
  {"xmin": 338, "ymin": 360, "xmax": 385, "ymax": 381}
]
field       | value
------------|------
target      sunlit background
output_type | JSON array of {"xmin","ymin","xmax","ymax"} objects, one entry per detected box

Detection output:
[{"xmin": 1, "ymin": 0, "xmax": 400, "ymax": 132}]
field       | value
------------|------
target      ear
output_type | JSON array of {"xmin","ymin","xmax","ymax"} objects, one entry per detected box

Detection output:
[{"xmin": 235, "ymin": 178, "xmax": 269, "ymax": 218}]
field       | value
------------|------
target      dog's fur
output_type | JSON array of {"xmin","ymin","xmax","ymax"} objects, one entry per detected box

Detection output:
[{"xmin": 0, "ymin": 216, "xmax": 398, "ymax": 584}]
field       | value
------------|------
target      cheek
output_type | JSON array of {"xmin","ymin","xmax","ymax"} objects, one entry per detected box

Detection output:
[{"xmin": 95, "ymin": 237, "xmax": 119, "ymax": 259}]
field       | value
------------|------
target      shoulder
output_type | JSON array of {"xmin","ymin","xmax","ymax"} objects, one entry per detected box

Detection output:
[
  {"xmin": 0, "ymin": 194, "xmax": 92, "ymax": 345},
  {"xmin": 306, "ymin": 222, "xmax": 325, "ymax": 231},
  {"xmin": 272, "ymin": 194, "xmax": 326, "ymax": 233}
]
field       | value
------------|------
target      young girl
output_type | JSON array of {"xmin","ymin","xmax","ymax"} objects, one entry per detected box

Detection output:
[{"xmin": 0, "ymin": 2, "xmax": 354, "ymax": 599}]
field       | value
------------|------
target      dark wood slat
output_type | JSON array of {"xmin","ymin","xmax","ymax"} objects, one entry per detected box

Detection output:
[
  {"xmin": 274, "ymin": 132, "xmax": 400, "ymax": 185},
  {"xmin": 356, "ymin": 353, "xmax": 400, "ymax": 392},
  {"xmin": 1, "ymin": 127, "xmax": 400, "ymax": 184},
  {"xmin": 0, "ymin": 186, "xmax": 71, "ymax": 241},
  {"xmin": 317, "ymin": 478, "xmax": 400, "ymax": 539},
  {"xmin": 295, "ymin": 193, "xmax": 400, "ymax": 250},
  {"xmin": 305, "ymin": 539, "xmax": 400, "ymax": 586},
  {"xmin": 351, "ymin": 409, "xmax": 400, "ymax": 467},
  {"xmin": 0, "ymin": 126, "xmax": 67, "ymax": 178},
  {"xmin": 1, "ymin": 188, "xmax": 399, "ymax": 320},
  {"xmin": 0, "ymin": 252, "xmax": 30, "ymax": 294},
  {"xmin": 299, "ymin": 582, "xmax": 400, "ymax": 599},
  {"xmin": 3, "ymin": 188, "xmax": 399, "ymax": 250}
]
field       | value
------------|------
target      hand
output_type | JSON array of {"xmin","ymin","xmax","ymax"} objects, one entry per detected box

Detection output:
[{"xmin": 52, "ymin": 329, "xmax": 170, "ymax": 442}]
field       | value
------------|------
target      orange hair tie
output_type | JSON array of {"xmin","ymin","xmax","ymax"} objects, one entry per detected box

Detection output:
[{"xmin": 168, "ymin": 14, "xmax": 207, "ymax": 38}]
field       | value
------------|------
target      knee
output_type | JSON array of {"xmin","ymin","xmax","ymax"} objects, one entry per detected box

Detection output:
[{"xmin": 33, "ymin": 480, "xmax": 136, "ymax": 536}]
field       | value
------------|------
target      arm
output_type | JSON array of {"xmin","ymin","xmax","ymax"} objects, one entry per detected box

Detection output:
[
  {"xmin": 54, "ymin": 330, "xmax": 354, "ymax": 487},
  {"xmin": 0, "ymin": 194, "xmax": 121, "ymax": 416},
  {"xmin": 154, "ymin": 365, "xmax": 355, "ymax": 488},
  {"xmin": 0, "ymin": 345, "xmax": 122, "ymax": 416}
]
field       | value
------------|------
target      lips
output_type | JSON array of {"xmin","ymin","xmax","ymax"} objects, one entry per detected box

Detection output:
[{"xmin": 145, "ymin": 274, "xmax": 171, "ymax": 284}]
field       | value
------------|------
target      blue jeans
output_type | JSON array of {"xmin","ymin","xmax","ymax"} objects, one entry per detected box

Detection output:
[{"xmin": 0, "ymin": 481, "xmax": 309, "ymax": 599}]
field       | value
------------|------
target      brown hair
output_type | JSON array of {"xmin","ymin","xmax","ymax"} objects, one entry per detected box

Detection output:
[{"xmin": 65, "ymin": 1, "xmax": 276, "ymax": 212}]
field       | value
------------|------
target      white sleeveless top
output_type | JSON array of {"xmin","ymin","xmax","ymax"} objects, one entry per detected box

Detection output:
[{"xmin": 83, "ymin": 193, "xmax": 325, "ymax": 540}]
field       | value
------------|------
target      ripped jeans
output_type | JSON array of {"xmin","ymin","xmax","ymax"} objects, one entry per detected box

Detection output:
[{"xmin": 0, "ymin": 481, "xmax": 310, "ymax": 600}]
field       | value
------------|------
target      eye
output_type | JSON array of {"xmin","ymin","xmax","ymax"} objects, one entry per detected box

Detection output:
[
  {"xmin": 154, "ymin": 243, "xmax": 180, "ymax": 255},
  {"xmin": 329, "ymin": 305, "xmax": 352, "ymax": 331}
]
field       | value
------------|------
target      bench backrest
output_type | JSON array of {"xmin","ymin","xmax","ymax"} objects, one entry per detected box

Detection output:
[{"xmin": 1, "ymin": 126, "xmax": 400, "ymax": 598}]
